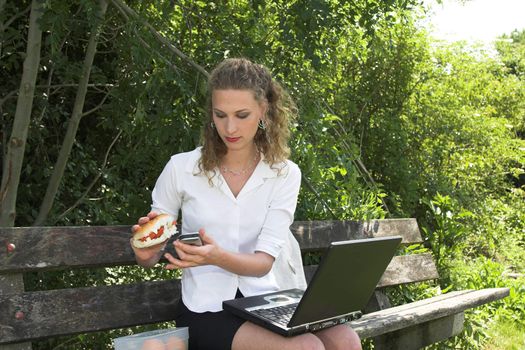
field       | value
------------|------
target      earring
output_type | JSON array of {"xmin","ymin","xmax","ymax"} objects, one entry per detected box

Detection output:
[
  {"xmin": 210, "ymin": 122, "xmax": 215, "ymax": 129},
  {"xmin": 258, "ymin": 119, "xmax": 266, "ymax": 130}
]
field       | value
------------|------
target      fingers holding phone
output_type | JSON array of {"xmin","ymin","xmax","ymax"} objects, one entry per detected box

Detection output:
[
  {"xmin": 163, "ymin": 231, "xmax": 204, "ymax": 269},
  {"xmin": 166, "ymin": 229, "xmax": 218, "ymax": 269},
  {"xmin": 178, "ymin": 232, "xmax": 203, "ymax": 246}
]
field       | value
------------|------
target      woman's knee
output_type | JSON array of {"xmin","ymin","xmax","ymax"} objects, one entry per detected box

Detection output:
[
  {"xmin": 233, "ymin": 322, "xmax": 325, "ymax": 350},
  {"xmin": 315, "ymin": 325, "xmax": 362, "ymax": 350},
  {"xmin": 292, "ymin": 333, "xmax": 325, "ymax": 350},
  {"xmin": 341, "ymin": 327, "xmax": 362, "ymax": 350}
]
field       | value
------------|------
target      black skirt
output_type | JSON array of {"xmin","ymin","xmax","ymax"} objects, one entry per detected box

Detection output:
[{"xmin": 175, "ymin": 290, "xmax": 246, "ymax": 350}]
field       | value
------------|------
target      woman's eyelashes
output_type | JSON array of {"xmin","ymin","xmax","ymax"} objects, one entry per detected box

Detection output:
[{"xmin": 213, "ymin": 111, "xmax": 250, "ymax": 119}]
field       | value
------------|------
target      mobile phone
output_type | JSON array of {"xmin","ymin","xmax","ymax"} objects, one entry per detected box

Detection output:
[{"xmin": 178, "ymin": 232, "xmax": 203, "ymax": 246}]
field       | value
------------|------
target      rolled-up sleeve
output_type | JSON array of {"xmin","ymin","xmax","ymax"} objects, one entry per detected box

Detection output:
[{"xmin": 255, "ymin": 163, "xmax": 301, "ymax": 258}]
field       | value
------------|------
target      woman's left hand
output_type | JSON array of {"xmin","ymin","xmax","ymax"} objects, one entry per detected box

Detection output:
[{"xmin": 163, "ymin": 229, "xmax": 222, "ymax": 269}]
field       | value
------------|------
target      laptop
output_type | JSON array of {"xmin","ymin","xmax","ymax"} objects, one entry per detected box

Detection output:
[{"xmin": 223, "ymin": 236, "xmax": 402, "ymax": 336}]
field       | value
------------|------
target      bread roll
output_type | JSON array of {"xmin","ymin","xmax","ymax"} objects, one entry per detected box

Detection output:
[{"xmin": 132, "ymin": 214, "xmax": 178, "ymax": 248}]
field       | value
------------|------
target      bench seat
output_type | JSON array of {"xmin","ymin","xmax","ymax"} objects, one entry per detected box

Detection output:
[{"xmin": 352, "ymin": 288, "xmax": 509, "ymax": 338}]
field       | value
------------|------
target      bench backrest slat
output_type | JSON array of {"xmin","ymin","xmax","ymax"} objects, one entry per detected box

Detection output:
[
  {"xmin": 0, "ymin": 226, "xmax": 133, "ymax": 273},
  {"xmin": 0, "ymin": 219, "xmax": 422, "ymax": 273},
  {"xmin": 0, "ymin": 280, "xmax": 180, "ymax": 344},
  {"xmin": 293, "ymin": 219, "xmax": 422, "ymax": 250},
  {"xmin": 377, "ymin": 253, "xmax": 438, "ymax": 287},
  {"xmin": 303, "ymin": 253, "xmax": 439, "ymax": 288}
]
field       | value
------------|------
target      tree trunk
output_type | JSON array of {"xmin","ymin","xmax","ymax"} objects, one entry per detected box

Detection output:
[
  {"xmin": 0, "ymin": 0, "xmax": 43, "ymax": 228},
  {"xmin": 0, "ymin": 0, "xmax": 7, "ymax": 176},
  {"xmin": 0, "ymin": 1, "xmax": 6, "ymax": 35},
  {"xmin": 34, "ymin": 0, "xmax": 108, "ymax": 226},
  {"xmin": 0, "ymin": 2, "xmax": 42, "ymax": 349}
]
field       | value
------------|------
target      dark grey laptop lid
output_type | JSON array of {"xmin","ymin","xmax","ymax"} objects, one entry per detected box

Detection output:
[{"xmin": 288, "ymin": 236, "xmax": 402, "ymax": 327}]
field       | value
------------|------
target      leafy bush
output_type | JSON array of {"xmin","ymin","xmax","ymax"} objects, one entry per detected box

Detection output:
[{"xmin": 3, "ymin": 1, "xmax": 524, "ymax": 349}]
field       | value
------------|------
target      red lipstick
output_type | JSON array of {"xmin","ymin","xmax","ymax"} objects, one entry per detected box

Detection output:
[{"xmin": 225, "ymin": 137, "xmax": 241, "ymax": 143}]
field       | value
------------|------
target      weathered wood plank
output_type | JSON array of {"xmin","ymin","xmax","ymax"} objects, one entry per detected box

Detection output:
[
  {"xmin": 363, "ymin": 291, "xmax": 392, "ymax": 314},
  {"xmin": 0, "ymin": 274, "xmax": 32, "ymax": 350},
  {"xmin": 0, "ymin": 274, "xmax": 25, "ymax": 295},
  {"xmin": 0, "ymin": 285, "xmax": 507, "ymax": 345},
  {"xmin": 304, "ymin": 254, "xmax": 439, "ymax": 287},
  {"xmin": 349, "ymin": 288, "xmax": 509, "ymax": 339},
  {"xmin": 373, "ymin": 313, "xmax": 464, "ymax": 350},
  {"xmin": 0, "ymin": 225, "xmax": 135, "ymax": 273},
  {"xmin": 361, "ymin": 219, "xmax": 421, "ymax": 243},
  {"xmin": 0, "ymin": 219, "xmax": 422, "ymax": 273},
  {"xmin": 376, "ymin": 254, "xmax": 438, "ymax": 288},
  {"xmin": 292, "ymin": 219, "xmax": 422, "ymax": 251},
  {"xmin": 0, "ymin": 280, "xmax": 181, "ymax": 345}
]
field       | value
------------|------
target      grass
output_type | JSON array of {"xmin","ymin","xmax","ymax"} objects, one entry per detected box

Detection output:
[{"xmin": 483, "ymin": 320, "xmax": 525, "ymax": 350}]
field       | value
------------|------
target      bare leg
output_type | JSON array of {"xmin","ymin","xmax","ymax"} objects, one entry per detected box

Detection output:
[
  {"xmin": 232, "ymin": 321, "xmax": 325, "ymax": 350},
  {"xmin": 166, "ymin": 335, "xmax": 188, "ymax": 350},
  {"xmin": 141, "ymin": 338, "xmax": 166, "ymax": 350},
  {"xmin": 315, "ymin": 325, "xmax": 362, "ymax": 350}
]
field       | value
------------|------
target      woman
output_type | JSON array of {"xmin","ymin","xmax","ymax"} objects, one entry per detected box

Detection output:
[{"xmin": 131, "ymin": 58, "xmax": 362, "ymax": 350}]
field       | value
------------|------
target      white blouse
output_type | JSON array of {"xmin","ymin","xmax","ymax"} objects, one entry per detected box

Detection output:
[{"xmin": 151, "ymin": 147, "xmax": 306, "ymax": 312}]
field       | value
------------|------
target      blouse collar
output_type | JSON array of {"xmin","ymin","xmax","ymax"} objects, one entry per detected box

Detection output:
[{"xmin": 184, "ymin": 147, "xmax": 289, "ymax": 201}]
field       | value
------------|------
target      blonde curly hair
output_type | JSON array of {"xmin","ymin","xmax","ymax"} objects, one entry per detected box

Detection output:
[{"xmin": 199, "ymin": 58, "xmax": 297, "ymax": 179}]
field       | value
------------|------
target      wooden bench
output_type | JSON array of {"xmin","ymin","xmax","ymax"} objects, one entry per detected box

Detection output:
[{"xmin": 0, "ymin": 218, "xmax": 509, "ymax": 349}]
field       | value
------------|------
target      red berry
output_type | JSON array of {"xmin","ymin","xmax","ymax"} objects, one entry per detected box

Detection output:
[
  {"xmin": 6, "ymin": 243, "xmax": 16, "ymax": 253},
  {"xmin": 15, "ymin": 311, "xmax": 24, "ymax": 320}
]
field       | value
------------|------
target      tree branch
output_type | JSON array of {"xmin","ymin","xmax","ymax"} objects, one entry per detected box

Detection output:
[
  {"xmin": 109, "ymin": 0, "xmax": 209, "ymax": 78},
  {"xmin": 80, "ymin": 88, "xmax": 112, "ymax": 117},
  {"xmin": 319, "ymin": 99, "xmax": 391, "ymax": 215},
  {"xmin": 301, "ymin": 174, "xmax": 337, "ymax": 219},
  {"xmin": 52, "ymin": 129, "xmax": 122, "ymax": 225},
  {"xmin": 3, "ymin": 4, "xmax": 31, "ymax": 29},
  {"xmin": 2, "ymin": 84, "xmax": 117, "ymax": 106},
  {"xmin": 34, "ymin": 0, "xmax": 109, "ymax": 226},
  {"xmin": 0, "ymin": 0, "xmax": 44, "ymax": 227},
  {"xmin": 36, "ymin": 27, "xmax": 71, "ymax": 124},
  {"xmin": 133, "ymin": 27, "xmax": 183, "ymax": 74},
  {"xmin": 0, "ymin": 90, "xmax": 18, "ymax": 109},
  {"xmin": 43, "ymin": 83, "xmax": 117, "ymax": 89}
]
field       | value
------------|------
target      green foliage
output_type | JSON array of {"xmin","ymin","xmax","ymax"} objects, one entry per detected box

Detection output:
[
  {"xmin": 426, "ymin": 258, "xmax": 525, "ymax": 350},
  {"xmin": 2, "ymin": 0, "xmax": 524, "ymax": 349},
  {"xmin": 496, "ymin": 29, "xmax": 525, "ymax": 79},
  {"xmin": 419, "ymin": 191, "xmax": 525, "ymax": 349},
  {"xmin": 420, "ymin": 193, "xmax": 473, "ymax": 275},
  {"xmin": 495, "ymin": 29, "xmax": 525, "ymax": 137},
  {"xmin": 401, "ymin": 41, "xmax": 524, "ymax": 214}
]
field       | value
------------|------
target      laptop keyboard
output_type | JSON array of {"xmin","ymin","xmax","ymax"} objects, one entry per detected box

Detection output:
[{"xmin": 251, "ymin": 303, "xmax": 299, "ymax": 326}]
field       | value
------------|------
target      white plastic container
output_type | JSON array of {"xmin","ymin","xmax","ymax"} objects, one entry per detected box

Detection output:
[{"xmin": 114, "ymin": 327, "xmax": 189, "ymax": 350}]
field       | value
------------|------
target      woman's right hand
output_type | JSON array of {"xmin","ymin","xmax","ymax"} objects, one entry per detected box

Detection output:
[
  {"xmin": 131, "ymin": 211, "xmax": 159, "ymax": 233},
  {"xmin": 130, "ymin": 211, "xmax": 166, "ymax": 267}
]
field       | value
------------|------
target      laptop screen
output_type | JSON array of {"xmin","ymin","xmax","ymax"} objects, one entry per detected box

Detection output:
[{"xmin": 288, "ymin": 236, "xmax": 401, "ymax": 326}]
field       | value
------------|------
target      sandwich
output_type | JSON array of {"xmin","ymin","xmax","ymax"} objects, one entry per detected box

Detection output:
[{"xmin": 132, "ymin": 213, "xmax": 178, "ymax": 248}]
